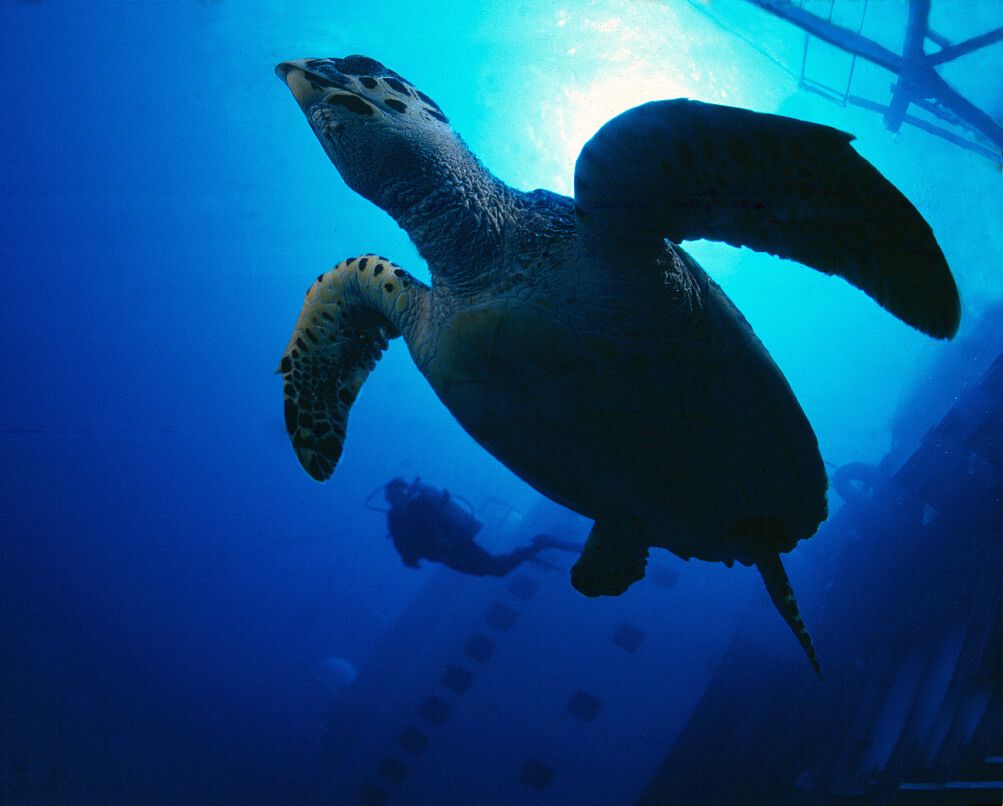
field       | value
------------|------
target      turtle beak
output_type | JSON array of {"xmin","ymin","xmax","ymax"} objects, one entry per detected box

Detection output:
[
  {"xmin": 274, "ymin": 61, "xmax": 297, "ymax": 80},
  {"xmin": 275, "ymin": 60, "xmax": 327, "ymax": 109}
]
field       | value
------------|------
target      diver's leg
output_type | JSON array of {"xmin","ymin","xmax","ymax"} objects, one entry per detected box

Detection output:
[{"xmin": 446, "ymin": 542, "xmax": 542, "ymax": 577}]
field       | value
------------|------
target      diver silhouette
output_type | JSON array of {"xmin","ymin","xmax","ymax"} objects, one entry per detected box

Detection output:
[{"xmin": 382, "ymin": 477, "xmax": 577, "ymax": 575}]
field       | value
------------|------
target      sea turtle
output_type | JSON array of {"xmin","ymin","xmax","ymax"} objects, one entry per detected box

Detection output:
[{"xmin": 275, "ymin": 55, "xmax": 959, "ymax": 676}]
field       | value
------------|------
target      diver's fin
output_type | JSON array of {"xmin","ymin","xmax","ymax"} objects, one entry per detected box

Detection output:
[
  {"xmin": 756, "ymin": 554, "xmax": 823, "ymax": 679},
  {"xmin": 278, "ymin": 254, "xmax": 427, "ymax": 481},
  {"xmin": 571, "ymin": 521, "xmax": 648, "ymax": 597}
]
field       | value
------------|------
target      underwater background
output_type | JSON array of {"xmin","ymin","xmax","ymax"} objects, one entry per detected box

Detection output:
[{"xmin": 2, "ymin": 0, "xmax": 1001, "ymax": 803}]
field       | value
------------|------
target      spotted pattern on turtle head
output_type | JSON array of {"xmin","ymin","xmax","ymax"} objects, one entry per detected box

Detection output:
[{"xmin": 300, "ymin": 55, "xmax": 449, "ymax": 125}]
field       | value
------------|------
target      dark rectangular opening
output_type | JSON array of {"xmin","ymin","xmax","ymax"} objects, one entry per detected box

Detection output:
[
  {"xmin": 520, "ymin": 759, "xmax": 555, "ymax": 791},
  {"xmin": 378, "ymin": 755, "xmax": 408, "ymax": 785},
  {"xmin": 463, "ymin": 633, "xmax": 496, "ymax": 663},
  {"xmin": 612, "ymin": 621, "xmax": 645, "ymax": 652},
  {"xmin": 567, "ymin": 689, "xmax": 602, "ymax": 721},
  {"xmin": 485, "ymin": 601, "xmax": 519, "ymax": 631},
  {"xmin": 419, "ymin": 694, "xmax": 451, "ymax": 724},
  {"xmin": 508, "ymin": 575, "xmax": 540, "ymax": 600},
  {"xmin": 442, "ymin": 664, "xmax": 474, "ymax": 693},
  {"xmin": 398, "ymin": 726, "xmax": 429, "ymax": 756}
]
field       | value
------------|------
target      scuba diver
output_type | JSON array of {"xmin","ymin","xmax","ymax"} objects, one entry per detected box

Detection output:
[{"xmin": 381, "ymin": 477, "xmax": 578, "ymax": 576}]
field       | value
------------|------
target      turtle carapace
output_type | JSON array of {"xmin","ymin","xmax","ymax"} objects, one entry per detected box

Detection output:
[{"xmin": 275, "ymin": 55, "xmax": 960, "ymax": 678}]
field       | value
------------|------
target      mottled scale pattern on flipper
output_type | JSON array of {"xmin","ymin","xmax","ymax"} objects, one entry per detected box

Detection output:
[{"xmin": 278, "ymin": 254, "xmax": 419, "ymax": 481}]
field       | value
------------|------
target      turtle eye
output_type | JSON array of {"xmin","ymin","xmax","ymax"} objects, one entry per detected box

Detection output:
[{"xmin": 326, "ymin": 93, "xmax": 376, "ymax": 116}]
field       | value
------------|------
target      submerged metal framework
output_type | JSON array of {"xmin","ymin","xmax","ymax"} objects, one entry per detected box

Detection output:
[{"xmin": 748, "ymin": 0, "xmax": 1003, "ymax": 162}]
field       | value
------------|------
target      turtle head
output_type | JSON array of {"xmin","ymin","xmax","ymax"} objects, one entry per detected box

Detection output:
[{"xmin": 276, "ymin": 55, "xmax": 455, "ymax": 209}]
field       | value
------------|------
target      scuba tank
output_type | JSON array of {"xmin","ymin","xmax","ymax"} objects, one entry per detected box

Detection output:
[{"xmin": 431, "ymin": 488, "xmax": 482, "ymax": 541}]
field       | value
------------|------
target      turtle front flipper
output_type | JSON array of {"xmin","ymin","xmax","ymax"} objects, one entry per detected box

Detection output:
[
  {"xmin": 756, "ymin": 553, "xmax": 823, "ymax": 679},
  {"xmin": 278, "ymin": 254, "xmax": 428, "ymax": 481},
  {"xmin": 571, "ymin": 520, "xmax": 649, "ymax": 597},
  {"xmin": 574, "ymin": 99, "xmax": 959, "ymax": 339}
]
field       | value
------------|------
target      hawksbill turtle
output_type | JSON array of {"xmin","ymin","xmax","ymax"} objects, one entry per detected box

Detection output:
[{"xmin": 275, "ymin": 55, "xmax": 959, "ymax": 676}]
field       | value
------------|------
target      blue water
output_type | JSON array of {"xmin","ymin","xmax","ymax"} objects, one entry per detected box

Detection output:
[{"xmin": 2, "ymin": 1, "xmax": 1001, "ymax": 803}]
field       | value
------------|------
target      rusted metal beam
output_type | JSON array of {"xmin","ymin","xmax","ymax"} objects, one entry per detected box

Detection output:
[
  {"xmin": 905, "ymin": 0, "xmax": 931, "ymax": 58},
  {"xmin": 746, "ymin": 0, "xmax": 1003, "ymax": 149},
  {"xmin": 926, "ymin": 28, "xmax": 951, "ymax": 49},
  {"xmin": 884, "ymin": 0, "xmax": 931, "ymax": 131},
  {"xmin": 844, "ymin": 93, "xmax": 1001, "ymax": 162},
  {"xmin": 922, "ymin": 69, "xmax": 1003, "ymax": 148},
  {"xmin": 927, "ymin": 26, "xmax": 1003, "ymax": 66},
  {"xmin": 748, "ymin": 0, "xmax": 903, "ymax": 72}
]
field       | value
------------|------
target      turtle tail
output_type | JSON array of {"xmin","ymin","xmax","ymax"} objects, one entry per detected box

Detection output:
[{"xmin": 756, "ymin": 554, "xmax": 823, "ymax": 679}]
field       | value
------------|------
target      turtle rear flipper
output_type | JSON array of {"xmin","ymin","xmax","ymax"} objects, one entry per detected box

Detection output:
[
  {"xmin": 571, "ymin": 521, "xmax": 649, "ymax": 597},
  {"xmin": 278, "ymin": 254, "xmax": 428, "ymax": 481},
  {"xmin": 756, "ymin": 553, "xmax": 823, "ymax": 679}
]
